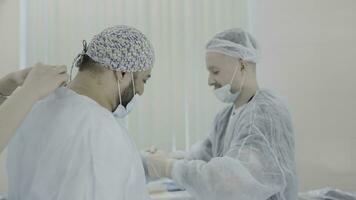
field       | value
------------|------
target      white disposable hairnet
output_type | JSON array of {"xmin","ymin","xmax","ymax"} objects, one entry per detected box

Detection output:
[
  {"xmin": 206, "ymin": 28, "xmax": 259, "ymax": 63},
  {"xmin": 74, "ymin": 25, "xmax": 155, "ymax": 72}
]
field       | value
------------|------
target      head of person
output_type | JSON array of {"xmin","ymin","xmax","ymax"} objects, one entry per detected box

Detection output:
[
  {"xmin": 73, "ymin": 25, "xmax": 155, "ymax": 117},
  {"xmin": 205, "ymin": 28, "xmax": 259, "ymax": 103}
]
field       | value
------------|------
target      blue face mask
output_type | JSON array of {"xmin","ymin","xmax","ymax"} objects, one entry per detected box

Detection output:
[
  {"xmin": 113, "ymin": 73, "xmax": 140, "ymax": 118},
  {"xmin": 213, "ymin": 65, "xmax": 245, "ymax": 103}
]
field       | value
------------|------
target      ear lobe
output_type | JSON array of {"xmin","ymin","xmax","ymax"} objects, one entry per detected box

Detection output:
[
  {"xmin": 118, "ymin": 72, "xmax": 133, "ymax": 88},
  {"xmin": 115, "ymin": 71, "xmax": 130, "ymax": 81},
  {"xmin": 122, "ymin": 72, "xmax": 132, "ymax": 81},
  {"xmin": 114, "ymin": 71, "xmax": 122, "ymax": 81},
  {"xmin": 239, "ymin": 59, "xmax": 246, "ymax": 70}
]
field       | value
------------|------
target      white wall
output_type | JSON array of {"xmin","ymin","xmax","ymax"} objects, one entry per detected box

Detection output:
[
  {"xmin": 251, "ymin": 0, "xmax": 356, "ymax": 191},
  {"xmin": 0, "ymin": 0, "xmax": 19, "ymax": 74},
  {"xmin": 1, "ymin": 0, "xmax": 356, "ymax": 194},
  {"xmin": 23, "ymin": 0, "xmax": 248, "ymax": 152},
  {"xmin": 0, "ymin": 0, "xmax": 20, "ymax": 193}
]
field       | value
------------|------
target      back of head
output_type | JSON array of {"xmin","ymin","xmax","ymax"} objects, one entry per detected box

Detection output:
[
  {"xmin": 72, "ymin": 25, "xmax": 155, "ymax": 77},
  {"xmin": 206, "ymin": 28, "xmax": 259, "ymax": 64},
  {"xmin": 78, "ymin": 55, "xmax": 104, "ymax": 73}
]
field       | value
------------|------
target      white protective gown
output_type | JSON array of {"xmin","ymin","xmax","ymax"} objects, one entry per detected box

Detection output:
[
  {"xmin": 171, "ymin": 89, "xmax": 298, "ymax": 200},
  {"xmin": 7, "ymin": 87, "xmax": 149, "ymax": 200}
]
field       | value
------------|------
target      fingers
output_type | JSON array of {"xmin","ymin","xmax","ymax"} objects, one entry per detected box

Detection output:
[
  {"xmin": 168, "ymin": 151, "xmax": 186, "ymax": 160},
  {"xmin": 11, "ymin": 68, "xmax": 32, "ymax": 86},
  {"xmin": 33, "ymin": 62, "xmax": 44, "ymax": 67},
  {"xmin": 20, "ymin": 63, "xmax": 70, "ymax": 100},
  {"xmin": 57, "ymin": 73, "xmax": 69, "ymax": 87},
  {"xmin": 32, "ymin": 64, "xmax": 68, "ymax": 79},
  {"xmin": 146, "ymin": 146, "xmax": 157, "ymax": 154},
  {"xmin": 150, "ymin": 146, "xmax": 158, "ymax": 153},
  {"xmin": 54, "ymin": 65, "xmax": 67, "ymax": 74},
  {"xmin": 40, "ymin": 64, "xmax": 67, "ymax": 74},
  {"xmin": 22, "ymin": 67, "xmax": 33, "ymax": 75}
]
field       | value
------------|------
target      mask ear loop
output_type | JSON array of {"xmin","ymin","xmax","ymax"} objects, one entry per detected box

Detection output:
[
  {"xmin": 131, "ymin": 72, "xmax": 136, "ymax": 95},
  {"xmin": 117, "ymin": 74, "xmax": 123, "ymax": 106},
  {"xmin": 238, "ymin": 59, "xmax": 246, "ymax": 92},
  {"xmin": 230, "ymin": 59, "xmax": 246, "ymax": 93},
  {"xmin": 117, "ymin": 72, "xmax": 134, "ymax": 109},
  {"xmin": 229, "ymin": 63, "xmax": 239, "ymax": 85}
]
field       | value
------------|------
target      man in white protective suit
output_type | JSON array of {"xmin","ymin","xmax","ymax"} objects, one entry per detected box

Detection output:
[
  {"xmin": 7, "ymin": 25, "xmax": 154, "ymax": 200},
  {"xmin": 143, "ymin": 28, "xmax": 298, "ymax": 200}
]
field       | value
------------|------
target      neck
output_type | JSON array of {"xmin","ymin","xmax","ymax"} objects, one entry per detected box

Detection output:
[
  {"xmin": 234, "ymin": 78, "xmax": 259, "ymax": 108},
  {"xmin": 68, "ymin": 71, "xmax": 117, "ymax": 112}
]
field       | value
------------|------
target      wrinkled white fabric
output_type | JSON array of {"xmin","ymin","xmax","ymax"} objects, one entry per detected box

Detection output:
[
  {"xmin": 299, "ymin": 188, "xmax": 356, "ymax": 200},
  {"xmin": 171, "ymin": 89, "xmax": 298, "ymax": 200},
  {"xmin": 7, "ymin": 87, "xmax": 149, "ymax": 200},
  {"xmin": 206, "ymin": 28, "xmax": 259, "ymax": 63}
]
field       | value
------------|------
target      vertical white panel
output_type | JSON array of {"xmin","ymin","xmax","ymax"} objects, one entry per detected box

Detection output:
[
  {"xmin": 19, "ymin": 0, "xmax": 28, "ymax": 69},
  {"xmin": 24, "ymin": 0, "xmax": 248, "ymax": 151}
]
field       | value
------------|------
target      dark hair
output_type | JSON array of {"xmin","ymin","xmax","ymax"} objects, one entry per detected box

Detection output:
[{"xmin": 78, "ymin": 55, "xmax": 99, "ymax": 71}]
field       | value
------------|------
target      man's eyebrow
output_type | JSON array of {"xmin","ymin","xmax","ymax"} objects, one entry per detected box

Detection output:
[{"xmin": 207, "ymin": 65, "xmax": 217, "ymax": 70}]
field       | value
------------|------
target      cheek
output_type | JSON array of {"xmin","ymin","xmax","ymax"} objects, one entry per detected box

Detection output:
[
  {"xmin": 136, "ymin": 82, "xmax": 144, "ymax": 94},
  {"xmin": 216, "ymin": 73, "xmax": 230, "ymax": 85},
  {"xmin": 211, "ymin": 76, "xmax": 224, "ymax": 87}
]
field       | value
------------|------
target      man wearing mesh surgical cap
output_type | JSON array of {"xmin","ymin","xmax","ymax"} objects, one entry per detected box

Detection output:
[
  {"xmin": 144, "ymin": 28, "xmax": 298, "ymax": 200},
  {"xmin": 7, "ymin": 25, "xmax": 154, "ymax": 200}
]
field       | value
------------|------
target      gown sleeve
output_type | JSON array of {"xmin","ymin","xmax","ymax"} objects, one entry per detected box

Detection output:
[{"xmin": 171, "ymin": 110, "xmax": 287, "ymax": 200}]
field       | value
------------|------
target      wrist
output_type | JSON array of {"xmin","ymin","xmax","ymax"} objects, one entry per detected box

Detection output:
[
  {"xmin": 0, "ymin": 73, "xmax": 20, "ymax": 96},
  {"xmin": 165, "ymin": 159, "xmax": 175, "ymax": 179},
  {"xmin": 15, "ymin": 85, "xmax": 40, "ymax": 102},
  {"xmin": 5, "ymin": 72, "xmax": 20, "ymax": 86}
]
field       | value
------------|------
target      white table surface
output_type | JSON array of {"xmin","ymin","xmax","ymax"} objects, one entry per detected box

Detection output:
[{"xmin": 150, "ymin": 191, "xmax": 194, "ymax": 200}]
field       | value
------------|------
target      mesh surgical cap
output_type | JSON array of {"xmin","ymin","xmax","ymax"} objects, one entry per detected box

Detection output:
[
  {"xmin": 206, "ymin": 28, "xmax": 259, "ymax": 63},
  {"xmin": 73, "ymin": 25, "xmax": 155, "ymax": 72}
]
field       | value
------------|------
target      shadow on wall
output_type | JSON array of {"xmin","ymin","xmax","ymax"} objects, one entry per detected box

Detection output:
[
  {"xmin": 299, "ymin": 160, "xmax": 353, "ymax": 191},
  {"xmin": 0, "ymin": 0, "xmax": 5, "ymax": 9}
]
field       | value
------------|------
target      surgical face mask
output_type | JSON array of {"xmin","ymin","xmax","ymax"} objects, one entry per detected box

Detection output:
[
  {"xmin": 213, "ymin": 64, "xmax": 245, "ymax": 103},
  {"xmin": 113, "ymin": 73, "xmax": 139, "ymax": 118}
]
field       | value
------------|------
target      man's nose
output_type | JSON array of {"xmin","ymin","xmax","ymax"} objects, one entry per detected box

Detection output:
[
  {"xmin": 208, "ymin": 76, "xmax": 215, "ymax": 86},
  {"xmin": 137, "ymin": 86, "xmax": 144, "ymax": 95}
]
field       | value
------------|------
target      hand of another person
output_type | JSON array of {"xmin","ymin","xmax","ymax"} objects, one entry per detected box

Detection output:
[
  {"xmin": 21, "ymin": 63, "xmax": 68, "ymax": 100},
  {"xmin": 146, "ymin": 150, "xmax": 175, "ymax": 179}
]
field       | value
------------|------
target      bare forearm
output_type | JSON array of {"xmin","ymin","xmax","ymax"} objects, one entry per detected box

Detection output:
[
  {"xmin": 0, "ymin": 86, "xmax": 38, "ymax": 152},
  {"xmin": 0, "ymin": 96, "xmax": 6, "ymax": 106},
  {"xmin": 0, "ymin": 73, "xmax": 19, "ymax": 97}
]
